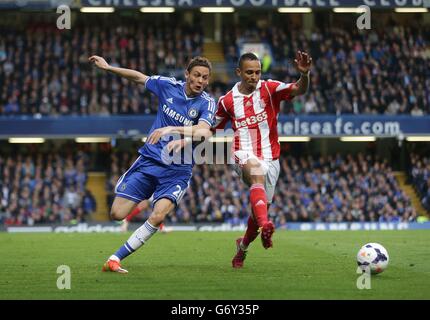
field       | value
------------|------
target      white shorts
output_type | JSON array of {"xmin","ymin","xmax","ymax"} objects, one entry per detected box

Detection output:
[{"xmin": 233, "ymin": 150, "xmax": 280, "ymax": 203}]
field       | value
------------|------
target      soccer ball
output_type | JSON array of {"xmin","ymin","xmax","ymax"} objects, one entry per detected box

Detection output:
[{"xmin": 356, "ymin": 243, "xmax": 389, "ymax": 274}]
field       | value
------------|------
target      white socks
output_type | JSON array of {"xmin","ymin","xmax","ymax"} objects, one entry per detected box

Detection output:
[{"xmin": 127, "ymin": 220, "xmax": 159, "ymax": 250}]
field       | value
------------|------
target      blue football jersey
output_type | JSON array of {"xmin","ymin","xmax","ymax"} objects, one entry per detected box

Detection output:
[{"xmin": 139, "ymin": 75, "xmax": 215, "ymax": 169}]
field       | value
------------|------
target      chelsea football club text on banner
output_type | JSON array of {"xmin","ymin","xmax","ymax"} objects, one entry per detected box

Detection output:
[
  {"xmin": 1, "ymin": 115, "xmax": 429, "ymax": 137},
  {"xmin": 276, "ymin": 115, "xmax": 430, "ymax": 137}
]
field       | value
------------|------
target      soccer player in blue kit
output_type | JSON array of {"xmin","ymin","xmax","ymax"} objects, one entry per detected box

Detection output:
[{"xmin": 89, "ymin": 55, "xmax": 215, "ymax": 273}]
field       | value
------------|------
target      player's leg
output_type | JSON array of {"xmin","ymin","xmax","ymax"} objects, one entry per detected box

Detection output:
[
  {"xmin": 242, "ymin": 212, "xmax": 260, "ymax": 247},
  {"xmin": 104, "ymin": 164, "xmax": 189, "ymax": 273},
  {"xmin": 104, "ymin": 199, "xmax": 175, "ymax": 274},
  {"xmin": 244, "ymin": 202, "xmax": 271, "ymax": 248},
  {"xmin": 232, "ymin": 157, "xmax": 269, "ymax": 267},
  {"xmin": 104, "ymin": 198, "xmax": 151, "ymax": 274},
  {"xmin": 148, "ymin": 198, "xmax": 175, "ymax": 226},
  {"xmin": 103, "ymin": 196, "xmax": 140, "ymax": 273},
  {"xmin": 110, "ymin": 196, "xmax": 138, "ymax": 221},
  {"xmin": 103, "ymin": 157, "xmax": 156, "ymax": 273},
  {"xmin": 242, "ymin": 157, "xmax": 277, "ymax": 250},
  {"xmin": 122, "ymin": 197, "xmax": 175, "ymax": 244},
  {"xmin": 114, "ymin": 189, "xmax": 181, "ymax": 264},
  {"xmin": 118, "ymin": 198, "xmax": 174, "ymax": 255},
  {"xmin": 121, "ymin": 194, "xmax": 177, "ymax": 248},
  {"xmin": 110, "ymin": 155, "xmax": 152, "ymax": 221},
  {"xmin": 138, "ymin": 198, "xmax": 169, "ymax": 233},
  {"xmin": 232, "ymin": 158, "xmax": 279, "ymax": 267},
  {"xmin": 121, "ymin": 200, "xmax": 150, "ymax": 232},
  {"xmin": 144, "ymin": 170, "xmax": 189, "ymax": 233},
  {"xmin": 259, "ymin": 159, "xmax": 280, "ymax": 249},
  {"xmin": 106, "ymin": 198, "xmax": 143, "ymax": 269},
  {"xmin": 232, "ymin": 212, "xmax": 259, "ymax": 268},
  {"xmin": 242, "ymin": 158, "xmax": 271, "ymax": 228}
]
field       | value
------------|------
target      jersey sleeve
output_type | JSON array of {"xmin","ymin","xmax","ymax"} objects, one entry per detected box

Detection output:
[
  {"xmin": 267, "ymin": 79, "xmax": 297, "ymax": 102},
  {"xmin": 144, "ymin": 75, "xmax": 177, "ymax": 96},
  {"xmin": 198, "ymin": 98, "xmax": 216, "ymax": 127},
  {"xmin": 212, "ymin": 97, "xmax": 230, "ymax": 131}
]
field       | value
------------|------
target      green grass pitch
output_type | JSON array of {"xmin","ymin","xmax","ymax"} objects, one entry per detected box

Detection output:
[{"xmin": 0, "ymin": 230, "xmax": 429, "ymax": 299}]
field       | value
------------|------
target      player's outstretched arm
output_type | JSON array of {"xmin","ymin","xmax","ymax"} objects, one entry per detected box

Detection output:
[
  {"xmin": 89, "ymin": 55, "xmax": 149, "ymax": 85},
  {"xmin": 165, "ymin": 112, "xmax": 228, "ymax": 152},
  {"xmin": 147, "ymin": 121, "xmax": 213, "ymax": 145},
  {"xmin": 166, "ymin": 138, "xmax": 192, "ymax": 153},
  {"xmin": 290, "ymin": 51, "xmax": 312, "ymax": 97}
]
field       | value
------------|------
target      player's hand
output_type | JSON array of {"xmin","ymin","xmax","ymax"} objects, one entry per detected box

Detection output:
[
  {"xmin": 294, "ymin": 51, "xmax": 312, "ymax": 75},
  {"xmin": 167, "ymin": 139, "xmax": 187, "ymax": 153},
  {"xmin": 89, "ymin": 55, "xmax": 110, "ymax": 70},
  {"xmin": 147, "ymin": 126, "xmax": 173, "ymax": 144}
]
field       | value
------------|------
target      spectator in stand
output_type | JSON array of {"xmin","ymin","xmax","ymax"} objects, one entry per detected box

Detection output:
[
  {"xmin": 0, "ymin": 21, "xmax": 204, "ymax": 116},
  {"xmin": 105, "ymin": 152, "xmax": 417, "ymax": 224},
  {"xmin": 1, "ymin": 22, "xmax": 428, "ymax": 116},
  {"xmin": 0, "ymin": 151, "xmax": 96, "ymax": 226},
  {"xmin": 409, "ymin": 153, "xmax": 430, "ymax": 211},
  {"xmin": 222, "ymin": 26, "xmax": 429, "ymax": 115}
]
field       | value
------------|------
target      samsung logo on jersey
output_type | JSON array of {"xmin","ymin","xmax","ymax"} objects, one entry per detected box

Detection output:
[
  {"xmin": 163, "ymin": 104, "xmax": 193, "ymax": 126},
  {"xmin": 234, "ymin": 111, "xmax": 268, "ymax": 129}
]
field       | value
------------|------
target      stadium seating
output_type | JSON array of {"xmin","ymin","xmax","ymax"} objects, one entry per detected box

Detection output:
[
  {"xmin": 1, "ymin": 22, "xmax": 428, "ymax": 116},
  {"xmin": 107, "ymin": 152, "xmax": 418, "ymax": 225},
  {"xmin": 0, "ymin": 21, "xmax": 204, "ymax": 116},
  {"xmin": 273, "ymin": 153, "xmax": 416, "ymax": 225},
  {"xmin": 223, "ymin": 26, "xmax": 430, "ymax": 115},
  {"xmin": 0, "ymin": 13, "xmax": 428, "ymax": 226},
  {"xmin": 2, "ymin": 149, "xmax": 422, "ymax": 226},
  {"xmin": 409, "ymin": 153, "xmax": 430, "ymax": 212},
  {"xmin": 0, "ymin": 150, "xmax": 96, "ymax": 225}
]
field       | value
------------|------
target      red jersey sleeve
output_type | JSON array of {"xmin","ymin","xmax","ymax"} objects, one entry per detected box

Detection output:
[
  {"xmin": 212, "ymin": 96, "xmax": 231, "ymax": 131},
  {"xmin": 266, "ymin": 79, "xmax": 297, "ymax": 102}
]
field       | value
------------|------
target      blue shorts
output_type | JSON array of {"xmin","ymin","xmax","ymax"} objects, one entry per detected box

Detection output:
[{"xmin": 115, "ymin": 155, "xmax": 191, "ymax": 206}]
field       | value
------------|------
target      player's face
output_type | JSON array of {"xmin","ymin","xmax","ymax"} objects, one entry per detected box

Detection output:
[
  {"xmin": 185, "ymin": 66, "xmax": 210, "ymax": 96},
  {"xmin": 237, "ymin": 60, "xmax": 261, "ymax": 91}
]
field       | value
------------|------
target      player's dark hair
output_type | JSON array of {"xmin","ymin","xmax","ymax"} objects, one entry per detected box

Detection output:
[
  {"xmin": 238, "ymin": 52, "xmax": 260, "ymax": 69},
  {"xmin": 186, "ymin": 56, "xmax": 212, "ymax": 73}
]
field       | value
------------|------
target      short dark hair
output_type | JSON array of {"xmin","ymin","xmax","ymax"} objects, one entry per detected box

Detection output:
[
  {"xmin": 238, "ymin": 52, "xmax": 260, "ymax": 69},
  {"xmin": 186, "ymin": 56, "xmax": 212, "ymax": 73}
]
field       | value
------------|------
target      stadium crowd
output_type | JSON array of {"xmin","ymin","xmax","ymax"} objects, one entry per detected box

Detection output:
[
  {"xmin": 409, "ymin": 153, "xmax": 430, "ymax": 212},
  {"xmin": 1, "ymin": 150, "xmax": 423, "ymax": 226},
  {"xmin": 0, "ymin": 151, "xmax": 96, "ymax": 225},
  {"xmin": 1, "ymin": 23, "xmax": 429, "ymax": 116},
  {"xmin": 0, "ymin": 22, "xmax": 204, "ymax": 116},
  {"xmin": 108, "ymin": 152, "xmax": 418, "ymax": 226},
  {"xmin": 223, "ymin": 26, "xmax": 430, "ymax": 115}
]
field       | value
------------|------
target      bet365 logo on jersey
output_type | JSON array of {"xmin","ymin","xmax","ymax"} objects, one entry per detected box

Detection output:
[{"xmin": 234, "ymin": 111, "xmax": 268, "ymax": 129}]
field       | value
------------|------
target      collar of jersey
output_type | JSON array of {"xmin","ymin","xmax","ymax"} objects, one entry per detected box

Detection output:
[
  {"xmin": 182, "ymin": 82, "xmax": 199, "ymax": 100},
  {"xmin": 233, "ymin": 80, "xmax": 262, "ymax": 98}
]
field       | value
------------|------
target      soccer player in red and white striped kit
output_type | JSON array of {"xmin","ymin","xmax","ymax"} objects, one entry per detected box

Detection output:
[
  {"xmin": 167, "ymin": 51, "xmax": 312, "ymax": 268},
  {"xmin": 214, "ymin": 51, "xmax": 312, "ymax": 268}
]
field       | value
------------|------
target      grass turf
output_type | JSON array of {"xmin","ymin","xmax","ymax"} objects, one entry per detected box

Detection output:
[{"xmin": 0, "ymin": 230, "xmax": 429, "ymax": 300}]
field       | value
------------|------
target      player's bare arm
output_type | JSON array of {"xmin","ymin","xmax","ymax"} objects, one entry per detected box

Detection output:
[
  {"xmin": 166, "ymin": 127, "xmax": 214, "ymax": 152},
  {"xmin": 147, "ymin": 121, "xmax": 212, "ymax": 145},
  {"xmin": 166, "ymin": 138, "xmax": 188, "ymax": 153},
  {"xmin": 290, "ymin": 51, "xmax": 312, "ymax": 97},
  {"xmin": 89, "ymin": 55, "xmax": 149, "ymax": 85}
]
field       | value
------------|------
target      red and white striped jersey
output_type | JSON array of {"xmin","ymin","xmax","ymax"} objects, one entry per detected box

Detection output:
[{"xmin": 214, "ymin": 79, "xmax": 296, "ymax": 161}]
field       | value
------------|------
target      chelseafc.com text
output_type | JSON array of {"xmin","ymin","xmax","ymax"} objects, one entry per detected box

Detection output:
[{"xmin": 171, "ymin": 304, "xmax": 260, "ymax": 317}]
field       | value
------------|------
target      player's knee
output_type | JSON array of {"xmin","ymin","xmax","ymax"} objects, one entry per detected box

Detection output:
[
  {"xmin": 110, "ymin": 207, "xmax": 126, "ymax": 221},
  {"xmin": 246, "ymin": 171, "xmax": 265, "ymax": 185},
  {"xmin": 148, "ymin": 210, "xmax": 167, "ymax": 227},
  {"xmin": 243, "ymin": 162, "xmax": 265, "ymax": 184},
  {"xmin": 250, "ymin": 175, "xmax": 265, "ymax": 185}
]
